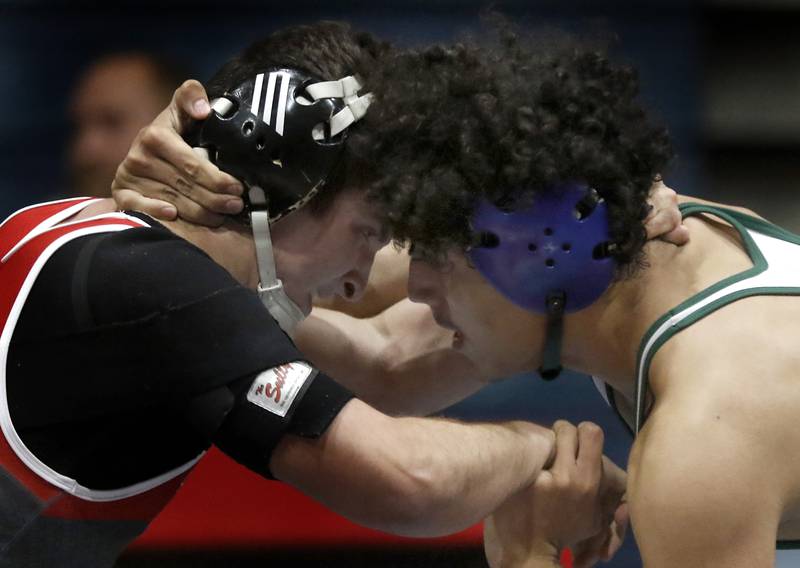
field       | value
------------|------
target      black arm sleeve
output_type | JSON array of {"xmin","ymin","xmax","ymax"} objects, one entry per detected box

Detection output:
[
  {"xmin": 211, "ymin": 369, "xmax": 353, "ymax": 478},
  {"xmin": 7, "ymin": 218, "xmax": 353, "ymax": 487}
]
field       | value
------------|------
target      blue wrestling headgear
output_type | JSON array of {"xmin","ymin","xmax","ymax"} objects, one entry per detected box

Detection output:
[
  {"xmin": 468, "ymin": 182, "xmax": 616, "ymax": 379},
  {"xmin": 192, "ymin": 68, "xmax": 373, "ymax": 333}
]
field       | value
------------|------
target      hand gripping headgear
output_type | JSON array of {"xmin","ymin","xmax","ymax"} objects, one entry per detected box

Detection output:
[
  {"xmin": 468, "ymin": 182, "xmax": 616, "ymax": 379},
  {"xmin": 192, "ymin": 68, "xmax": 373, "ymax": 333}
]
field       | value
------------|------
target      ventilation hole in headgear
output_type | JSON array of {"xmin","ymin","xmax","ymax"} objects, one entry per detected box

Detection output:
[
  {"xmin": 476, "ymin": 231, "xmax": 500, "ymax": 248},
  {"xmin": 545, "ymin": 258, "xmax": 556, "ymax": 267},
  {"xmin": 271, "ymin": 149, "xmax": 283, "ymax": 168},
  {"xmin": 592, "ymin": 242, "xmax": 611, "ymax": 260},
  {"xmin": 255, "ymin": 137, "xmax": 266, "ymax": 151},
  {"xmin": 575, "ymin": 188, "xmax": 602, "ymax": 220},
  {"xmin": 528, "ymin": 243, "xmax": 538, "ymax": 252},
  {"xmin": 544, "ymin": 227, "xmax": 554, "ymax": 236},
  {"xmin": 562, "ymin": 243, "xmax": 572, "ymax": 252},
  {"xmin": 242, "ymin": 120, "xmax": 255, "ymax": 137}
]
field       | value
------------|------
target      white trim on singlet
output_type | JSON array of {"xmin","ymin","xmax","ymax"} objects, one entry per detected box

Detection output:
[
  {"xmin": 635, "ymin": 228, "xmax": 800, "ymax": 433},
  {"xmin": 1, "ymin": 210, "xmax": 204, "ymax": 502},
  {"xmin": 0, "ymin": 197, "xmax": 96, "ymax": 232},
  {"xmin": 591, "ymin": 376, "xmax": 611, "ymax": 405},
  {"xmin": 1, "ymin": 199, "xmax": 102, "ymax": 263}
]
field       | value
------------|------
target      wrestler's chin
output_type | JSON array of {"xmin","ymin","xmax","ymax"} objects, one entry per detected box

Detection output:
[{"xmin": 288, "ymin": 290, "xmax": 313, "ymax": 317}]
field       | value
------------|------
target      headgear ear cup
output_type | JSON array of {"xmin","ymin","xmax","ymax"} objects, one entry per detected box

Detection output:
[
  {"xmin": 469, "ymin": 182, "xmax": 616, "ymax": 379},
  {"xmin": 469, "ymin": 182, "xmax": 615, "ymax": 314},
  {"xmin": 195, "ymin": 68, "xmax": 353, "ymax": 222}
]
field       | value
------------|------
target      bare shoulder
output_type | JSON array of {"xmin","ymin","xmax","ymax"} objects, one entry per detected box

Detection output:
[
  {"xmin": 627, "ymin": 398, "xmax": 781, "ymax": 567},
  {"xmin": 649, "ymin": 293, "xmax": 800, "ymax": 435},
  {"xmin": 634, "ymin": 303, "xmax": 800, "ymax": 565}
]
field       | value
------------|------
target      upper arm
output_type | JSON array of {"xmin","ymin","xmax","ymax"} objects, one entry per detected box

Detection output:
[{"xmin": 628, "ymin": 404, "xmax": 780, "ymax": 568}]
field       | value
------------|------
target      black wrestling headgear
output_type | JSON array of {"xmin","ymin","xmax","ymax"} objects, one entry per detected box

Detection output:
[
  {"xmin": 192, "ymin": 68, "xmax": 372, "ymax": 332},
  {"xmin": 194, "ymin": 68, "xmax": 372, "ymax": 221}
]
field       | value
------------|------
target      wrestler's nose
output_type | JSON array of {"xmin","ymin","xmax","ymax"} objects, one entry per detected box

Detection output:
[{"xmin": 339, "ymin": 269, "xmax": 367, "ymax": 303}]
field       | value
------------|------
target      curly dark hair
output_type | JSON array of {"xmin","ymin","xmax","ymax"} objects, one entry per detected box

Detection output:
[
  {"xmin": 206, "ymin": 21, "xmax": 392, "ymax": 215},
  {"xmin": 352, "ymin": 24, "xmax": 674, "ymax": 273}
]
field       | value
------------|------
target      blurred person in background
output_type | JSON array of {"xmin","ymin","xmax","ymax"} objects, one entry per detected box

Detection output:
[{"xmin": 68, "ymin": 52, "xmax": 187, "ymax": 198}]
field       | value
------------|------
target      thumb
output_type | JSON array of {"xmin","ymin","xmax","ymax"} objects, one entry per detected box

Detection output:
[{"xmin": 158, "ymin": 79, "xmax": 211, "ymax": 134}]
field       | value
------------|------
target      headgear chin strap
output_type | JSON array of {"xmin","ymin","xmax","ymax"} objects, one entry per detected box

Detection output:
[
  {"xmin": 193, "ymin": 70, "xmax": 373, "ymax": 333},
  {"xmin": 248, "ymin": 186, "xmax": 307, "ymax": 333},
  {"xmin": 468, "ymin": 182, "xmax": 616, "ymax": 379}
]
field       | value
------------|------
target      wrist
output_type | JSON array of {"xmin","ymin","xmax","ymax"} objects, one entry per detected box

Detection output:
[
  {"xmin": 510, "ymin": 422, "xmax": 556, "ymax": 476},
  {"xmin": 498, "ymin": 541, "xmax": 562, "ymax": 568}
]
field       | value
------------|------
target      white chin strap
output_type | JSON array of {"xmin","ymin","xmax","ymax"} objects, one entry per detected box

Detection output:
[
  {"xmin": 249, "ymin": 186, "xmax": 306, "ymax": 333},
  {"xmin": 200, "ymin": 98, "xmax": 305, "ymax": 333}
]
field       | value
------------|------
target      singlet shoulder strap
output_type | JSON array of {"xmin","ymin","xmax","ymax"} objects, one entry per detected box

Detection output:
[
  {"xmin": 679, "ymin": 202, "xmax": 800, "ymax": 245},
  {"xmin": 633, "ymin": 201, "xmax": 800, "ymax": 433}
]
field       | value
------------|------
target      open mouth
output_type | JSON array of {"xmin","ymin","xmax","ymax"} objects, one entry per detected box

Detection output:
[{"xmin": 452, "ymin": 330, "xmax": 465, "ymax": 349}]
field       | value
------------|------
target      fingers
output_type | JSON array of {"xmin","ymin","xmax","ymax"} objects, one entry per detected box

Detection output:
[
  {"xmin": 602, "ymin": 503, "xmax": 630, "ymax": 561},
  {"xmin": 112, "ymin": 171, "xmax": 227, "ymax": 227},
  {"xmin": 113, "ymin": 189, "xmax": 177, "ymax": 220},
  {"xmin": 645, "ymin": 204, "xmax": 685, "ymax": 242},
  {"xmin": 139, "ymin": 124, "xmax": 244, "ymax": 201},
  {"xmin": 572, "ymin": 508, "xmax": 629, "ymax": 568},
  {"xmin": 160, "ymin": 79, "xmax": 211, "ymax": 132},
  {"xmin": 113, "ymin": 120, "xmax": 244, "ymax": 225},
  {"xmin": 552, "ymin": 420, "xmax": 578, "ymax": 468},
  {"xmin": 661, "ymin": 224, "xmax": 691, "ymax": 246},
  {"xmin": 575, "ymin": 422, "xmax": 604, "ymax": 485},
  {"xmin": 600, "ymin": 456, "xmax": 627, "ymax": 503},
  {"xmin": 644, "ymin": 179, "xmax": 690, "ymax": 245},
  {"xmin": 111, "ymin": 79, "xmax": 247, "ymax": 227}
]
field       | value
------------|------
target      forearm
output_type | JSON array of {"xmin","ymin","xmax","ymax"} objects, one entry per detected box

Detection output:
[
  {"xmin": 271, "ymin": 400, "xmax": 555, "ymax": 537},
  {"xmin": 294, "ymin": 302, "xmax": 485, "ymax": 416},
  {"xmin": 384, "ymin": 415, "xmax": 555, "ymax": 535},
  {"xmin": 292, "ymin": 308, "xmax": 386, "ymax": 397}
]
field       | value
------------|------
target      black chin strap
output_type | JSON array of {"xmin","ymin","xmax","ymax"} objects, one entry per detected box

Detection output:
[{"xmin": 538, "ymin": 291, "xmax": 566, "ymax": 381}]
